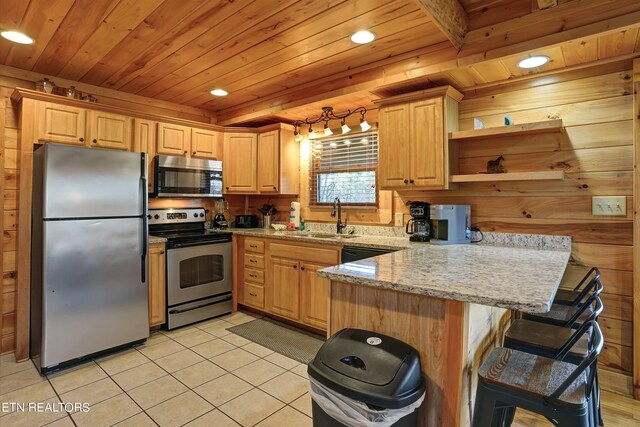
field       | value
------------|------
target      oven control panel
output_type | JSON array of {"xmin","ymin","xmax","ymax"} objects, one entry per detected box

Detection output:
[{"xmin": 148, "ymin": 208, "xmax": 206, "ymax": 224}]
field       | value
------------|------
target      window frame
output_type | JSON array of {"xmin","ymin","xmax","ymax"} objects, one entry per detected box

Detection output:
[{"xmin": 308, "ymin": 130, "xmax": 379, "ymax": 208}]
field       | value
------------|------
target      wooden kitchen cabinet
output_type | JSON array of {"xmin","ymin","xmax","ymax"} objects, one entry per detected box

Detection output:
[
  {"xmin": 36, "ymin": 102, "xmax": 132, "ymax": 149},
  {"xmin": 148, "ymin": 242, "xmax": 166, "ymax": 327},
  {"xmin": 36, "ymin": 102, "xmax": 87, "ymax": 145},
  {"xmin": 157, "ymin": 122, "xmax": 191, "ymax": 156},
  {"xmin": 191, "ymin": 128, "xmax": 221, "ymax": 159},
  {"xmin": 133, "ymin": 118, "xmax": 157, "ymax": 193},
  {"xmin": 376, "ymin": 86, "xmax": 462, "ymax": 190},
  {"xmin": 268, "ymin": 257, "xmax": 300, "ymax": 320},
  {"xmin": 299, "ymin": 262, "xmax": 330, "ymax": 330},
  {"xmin": 223, "ymin": 132, "xmax": 258, "ymax": 193},
  {"xmin": 257, "ymin": 127, "xmax": 299, "ymax": 194},
  {"xmin": 86, "ymin": 110, "xmax": 131, "ymax": 150}
]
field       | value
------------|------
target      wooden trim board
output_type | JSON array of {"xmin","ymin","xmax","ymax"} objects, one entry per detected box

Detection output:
[
  {"xmin": 449, "ymin": 119, "xmax": 564, "ymax": 140},
  {"xmin": 632, "ymin": 58, "xmax": 640, "ymax": 400},
  {"xmin": 450, "ymin": 171, "xmax": 565, "ymax": 182}
]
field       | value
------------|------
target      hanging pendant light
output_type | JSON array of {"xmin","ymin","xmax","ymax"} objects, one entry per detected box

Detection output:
[
  {"xmin": 323, "ymin": 121, "xmax": 333, "ymax": 136},
  {"xmin": 292, "ymin": 106, "xmax": 370, "ymax": 142}
]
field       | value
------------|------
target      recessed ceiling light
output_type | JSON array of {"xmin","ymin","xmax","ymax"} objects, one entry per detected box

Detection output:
[
  {"xmin": 351, "ymin": 30, "xmax": 375, "ymax": 44},
  {"xmin": 210, "ymin": 88, "xmax": 228, "ymax": 96},
  {"xmin": 1, "ymin": 31, "xmax": 34, "ymax": 45},
  {"xmin": 517, "ymin": 55, "xmax": 550, "ymax": 69}
]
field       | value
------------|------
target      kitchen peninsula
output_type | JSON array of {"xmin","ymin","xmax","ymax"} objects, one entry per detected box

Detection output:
[{"xmin": 317, "ymin": 240, "xmax": 571, "ymax": 427}]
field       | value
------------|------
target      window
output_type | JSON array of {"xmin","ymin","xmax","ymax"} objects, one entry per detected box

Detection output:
[{"xmin": 309, "ymin": 131, "xmax": 378, "ymax": 206}]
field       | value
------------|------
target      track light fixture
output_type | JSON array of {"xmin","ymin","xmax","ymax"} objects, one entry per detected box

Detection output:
[{"xmin": 292, "ymin": 106, "xmax": 370, "ymax": 141}]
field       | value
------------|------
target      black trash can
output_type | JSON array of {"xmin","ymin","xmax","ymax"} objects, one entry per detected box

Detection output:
[{"xmin": 307, "ymin": 328, "xmax": 425, "ymax": 427}]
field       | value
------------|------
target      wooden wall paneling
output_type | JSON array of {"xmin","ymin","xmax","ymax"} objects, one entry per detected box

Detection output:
[
  {"xmin": 14, "ymin": 97, "xmax": 35, "ymax": 360},
  {"xmin": 632, "ymin": 57, "xmax": 640, "ymax": 399},
  {"xmin": 0, "ymin": 97, "xmax": 4, "ymax": 352}
]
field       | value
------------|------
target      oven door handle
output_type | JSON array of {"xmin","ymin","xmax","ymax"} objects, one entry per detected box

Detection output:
[{"xmin": 168, "ymin": 239, "xmax": 231, "ymax": 249}]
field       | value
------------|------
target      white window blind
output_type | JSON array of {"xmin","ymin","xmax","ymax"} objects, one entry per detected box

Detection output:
[{"xmin": 309, "ymin": 131, "xmax": 378, "ymax": 206}]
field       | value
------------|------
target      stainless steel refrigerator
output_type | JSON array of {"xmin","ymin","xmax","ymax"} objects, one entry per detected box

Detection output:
[{"xmin": 31, "ymin": 143, "xmax": 149, "ymax": 373}]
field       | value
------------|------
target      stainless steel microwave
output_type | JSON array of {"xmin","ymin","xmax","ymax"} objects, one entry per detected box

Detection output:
[{"xmin": 152, "ymin": 155, "xmax": 223, "ymax": 198}]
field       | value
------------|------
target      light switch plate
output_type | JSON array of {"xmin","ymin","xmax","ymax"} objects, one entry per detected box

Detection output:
[
  {"xmin": 592, "ymin": 196, "xmax": 626, "ymax": 216},
  {"xmin": 395, "ymin": 213, "xmax": 404, "ymax": 227}
]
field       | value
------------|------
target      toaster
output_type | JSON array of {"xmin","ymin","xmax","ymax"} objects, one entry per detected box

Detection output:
[{"xmin": 234, "ymin": 214, "xmax": 259, "ymax": 228}]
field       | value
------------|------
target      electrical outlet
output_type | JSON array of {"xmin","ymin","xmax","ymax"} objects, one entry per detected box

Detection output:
[
  {"xmin": 395, "ymin": 213, "xmax": 404, "ymax": 227},
  {"xmin": 591, "ymin": 196, "xmax": 626, "ymax": 216}
]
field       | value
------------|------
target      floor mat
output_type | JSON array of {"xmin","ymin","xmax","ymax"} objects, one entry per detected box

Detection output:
[{"xmin": 228, "ymin": 317, "xmax": 325, "ymax": 364}]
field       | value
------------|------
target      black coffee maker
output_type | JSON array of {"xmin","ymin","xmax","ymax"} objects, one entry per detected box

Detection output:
[{"xmin": 406, "ymin": 201, "xmax": 431, "ymax": 242}]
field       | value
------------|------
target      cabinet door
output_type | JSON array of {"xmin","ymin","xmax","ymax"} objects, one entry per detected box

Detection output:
[
  {"xmin": 133, "ymin": 119, "xmax": 156, "ymax": 193},
  {"xmin": 86, "ymin": 110, "xmax": 132, "ymax": 150},
  {"xmin": 37, "ymin": 102, "xmax": 86, "ymax": 145},
  {"xmin": 378, "ymin": 104, "xmax": 410, "ymax": 188},
  {"xmin": 257, "ymin": 130, "xmax": 279, "ymax": 193},
  {"xmin": 410, "ymin": 98, "xmax": 445, "ymax": 187},
  {"xmin": 223, "ymin": 133, "xmax": 258, "ymax": 193},
  {"xmin": 157, "ymin": 122, "xmax": 191, "ymax": 156},
  {"xmin": 148, "ymin": 243, "xmax": 166, "ymax": 327},
  {"xmin": 268, "ymin": 257, "xmax": 299, "ymax": 320},
  {"xmin": 300, "ymin": 262, "xmax": 329, "ymax": 330},
  {"xmin": 192, "ymin": 128, "xmax": 220, "ymax": 159}
]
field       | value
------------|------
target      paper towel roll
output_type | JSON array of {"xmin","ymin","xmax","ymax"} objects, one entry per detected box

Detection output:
[{"xmin": 290, "ymin": 201, "xmax": 301, "ymax": 228}]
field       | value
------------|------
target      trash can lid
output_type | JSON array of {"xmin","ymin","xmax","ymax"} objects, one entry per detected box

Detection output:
[{"xmin": 308, "ymin": 329, "xmax": 424, "ymax": 408}]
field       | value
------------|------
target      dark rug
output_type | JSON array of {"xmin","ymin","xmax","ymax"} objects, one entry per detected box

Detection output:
[{"xmin": 228, "ymin": 317, "xmax": 325, "ymax": 364}]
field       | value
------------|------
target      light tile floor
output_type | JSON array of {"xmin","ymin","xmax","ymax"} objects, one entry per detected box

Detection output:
[{"xmin": 0, "ymin": 311, "xmax": 313, "ymax": 427}]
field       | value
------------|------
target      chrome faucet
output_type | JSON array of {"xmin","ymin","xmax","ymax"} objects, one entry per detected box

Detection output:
[{"xmin": 331, "ymin": 197, "xmax": 347, "ymax": 234}]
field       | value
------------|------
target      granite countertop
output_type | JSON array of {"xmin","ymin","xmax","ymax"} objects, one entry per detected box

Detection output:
[
  {"xmin": 148, "ymin": 235, "xmax": 167, "ymax": 244},
  {"xmin": 317, "ymin": 244, "xmax": 571, "ymax": 313},
  {"xmin": 229, "ymin": 228, "xmax": 413, "ymax": 250}
]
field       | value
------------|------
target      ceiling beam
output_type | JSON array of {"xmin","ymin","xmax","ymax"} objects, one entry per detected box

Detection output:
[
  {"xmin": 216, "ymin": 0, "xmax": 640, "ymax": 125},
  {"xmin": 413, "ymin": 0, "xmax": 468, "ymax": 51}
]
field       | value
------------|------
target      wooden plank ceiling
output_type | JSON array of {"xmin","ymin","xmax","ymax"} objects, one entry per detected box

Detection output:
[{"xmin": 1, "ymin": 0, "xmax": 639, "ymax": 125}]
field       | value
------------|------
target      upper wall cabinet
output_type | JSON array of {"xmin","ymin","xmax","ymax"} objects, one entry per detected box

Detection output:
[
  {"xmin": 223, "ymin": 125, "xmax": 299, "ymax": 195},
  {"xmin": 157, "ymin": 122, "xmax": 191, "ymax": 156},
  {"xmin": 257, "ymin": 128, "xmax": 299, "ymax": 194},
  {"xmin": 223, "ymin": 132, "xmax": 258, "ymax": 193},
  {"xmin": 36, "ymin": 102, "xmax": 131, "ymax": 150},
  {"xmin": 192, "ymin": 128, "xmax": 221, "ymax": 159},
  {"xmin": 376, "ymin": 86, "xmax": 462, "ymax": 190}
]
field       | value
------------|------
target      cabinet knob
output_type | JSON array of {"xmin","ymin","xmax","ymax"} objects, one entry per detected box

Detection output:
[
  {"xmin": 409, "ymin": 179, "xmax": 415, "ymax": 184},
  {"xmin": 79, "ymin": 137, "xmax": 85, "ymax": 142},
  {"xmin": 293, "ymin": 265, "xmax": 297, "ymax": 269},
  {"xmin": 192, "ymin": 151, "xmax": 196, "ymax": 155},
  {"xmin": 250, "ymin": 259, "xmax": 257, "ymax": 263},
  {"xmin": 160, "ymin": 251, "xmax": 165, "ymax": 255},
  {"xmin": 272, "ymin": 186, "xmax": 276, "ymax": 189},
  {"xmin": 226, "ymin": 187, "xmax": 229, "ymax": 190},
  {"xmin": 249, "ymin": 274, "xmax": 257, "ymax": 278},
  {"xmin": 249, "ymin": 292, "xmax": 257, "ymax": 297},
  {"xmin": 92, "ymin": 139, "xmax": 97, "ymax": 144},
  {"xmin": 403, "ymin": 179, "xmax": 409, "ymax": 184},
  {"xmin": 300, "ymin": 266, "xmax": 305, "ymax": 271}
]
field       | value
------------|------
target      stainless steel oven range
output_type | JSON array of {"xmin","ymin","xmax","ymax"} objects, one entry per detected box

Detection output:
[{"xmin": 148, "ymin": 208, "xmax": 232, "ymax": 329}]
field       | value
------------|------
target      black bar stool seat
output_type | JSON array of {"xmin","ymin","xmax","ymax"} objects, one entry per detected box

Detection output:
[
  {"xmin": 523, "ymin": 303, "xmax": 593, "ymax": 327},
  {"xmin": 555, "ymin": 267, "xmax": 600, "ymax": 306},
  {"xmin": 473, "ymin": 321, "xmax": 603, "ymax": 427},
  {"xmin": 554, "ymin": 288, "xmax": 583, "ymax": 305},
  {"xmin": 478, "ymin": 347, "xmax": 588, "ymax": 408},
  {"xmin": 504, "ymin": 319, "xmax": 589, "ymax": 362}
]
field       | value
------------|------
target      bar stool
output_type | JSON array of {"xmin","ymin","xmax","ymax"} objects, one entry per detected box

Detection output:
[
  {"xmin": 504, "ymin": 296, "xmax": 604, "ymax": 425},
  {"xmin": 554, "ymin": 267, "xmax": 600, "ymax": 306},
  {"xmin": 522, "ymin": 280, "xmax": 603, "ymax": 328},
  {"xmin": 472, "ymin": 320, "xmax": 603, "ymax": 427}
]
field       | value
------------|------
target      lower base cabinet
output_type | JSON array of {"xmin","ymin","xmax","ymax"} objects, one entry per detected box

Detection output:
[
  {"xmin": 148, "ymin": 242, "xmax": 166, "ymax": 327},
  {"xmin": 237, "ymin": 237, "xmax": 338, "ymax": 332}
]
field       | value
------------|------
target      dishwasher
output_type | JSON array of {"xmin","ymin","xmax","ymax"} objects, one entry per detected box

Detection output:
[{"xmin": 341, "ymin": 246, "xmax": 398, "ymax": 263}]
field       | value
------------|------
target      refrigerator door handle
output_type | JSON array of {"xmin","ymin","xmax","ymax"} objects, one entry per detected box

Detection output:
[{"xmin": 141, "ymin": 175, "xmax": 148, "ymax": 283}]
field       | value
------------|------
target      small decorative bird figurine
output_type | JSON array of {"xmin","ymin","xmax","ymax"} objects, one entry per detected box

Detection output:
[{"xmin": 486, "ymin": 155, "xmax": 505, "ymax": 174}]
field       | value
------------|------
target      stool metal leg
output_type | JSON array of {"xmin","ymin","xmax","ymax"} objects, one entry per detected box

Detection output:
[{"xmin": 473, "ymin": 382, "xmax": 501, "ymax": 427}]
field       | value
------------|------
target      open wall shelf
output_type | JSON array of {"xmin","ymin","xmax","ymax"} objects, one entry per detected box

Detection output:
[
  {"xmin": 450, "ymin": 171, "xmax": 566, "ymax": 183},
  {"xmin": 449, "ymin": 119, "xmax": 563, "ymax": 141}
]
